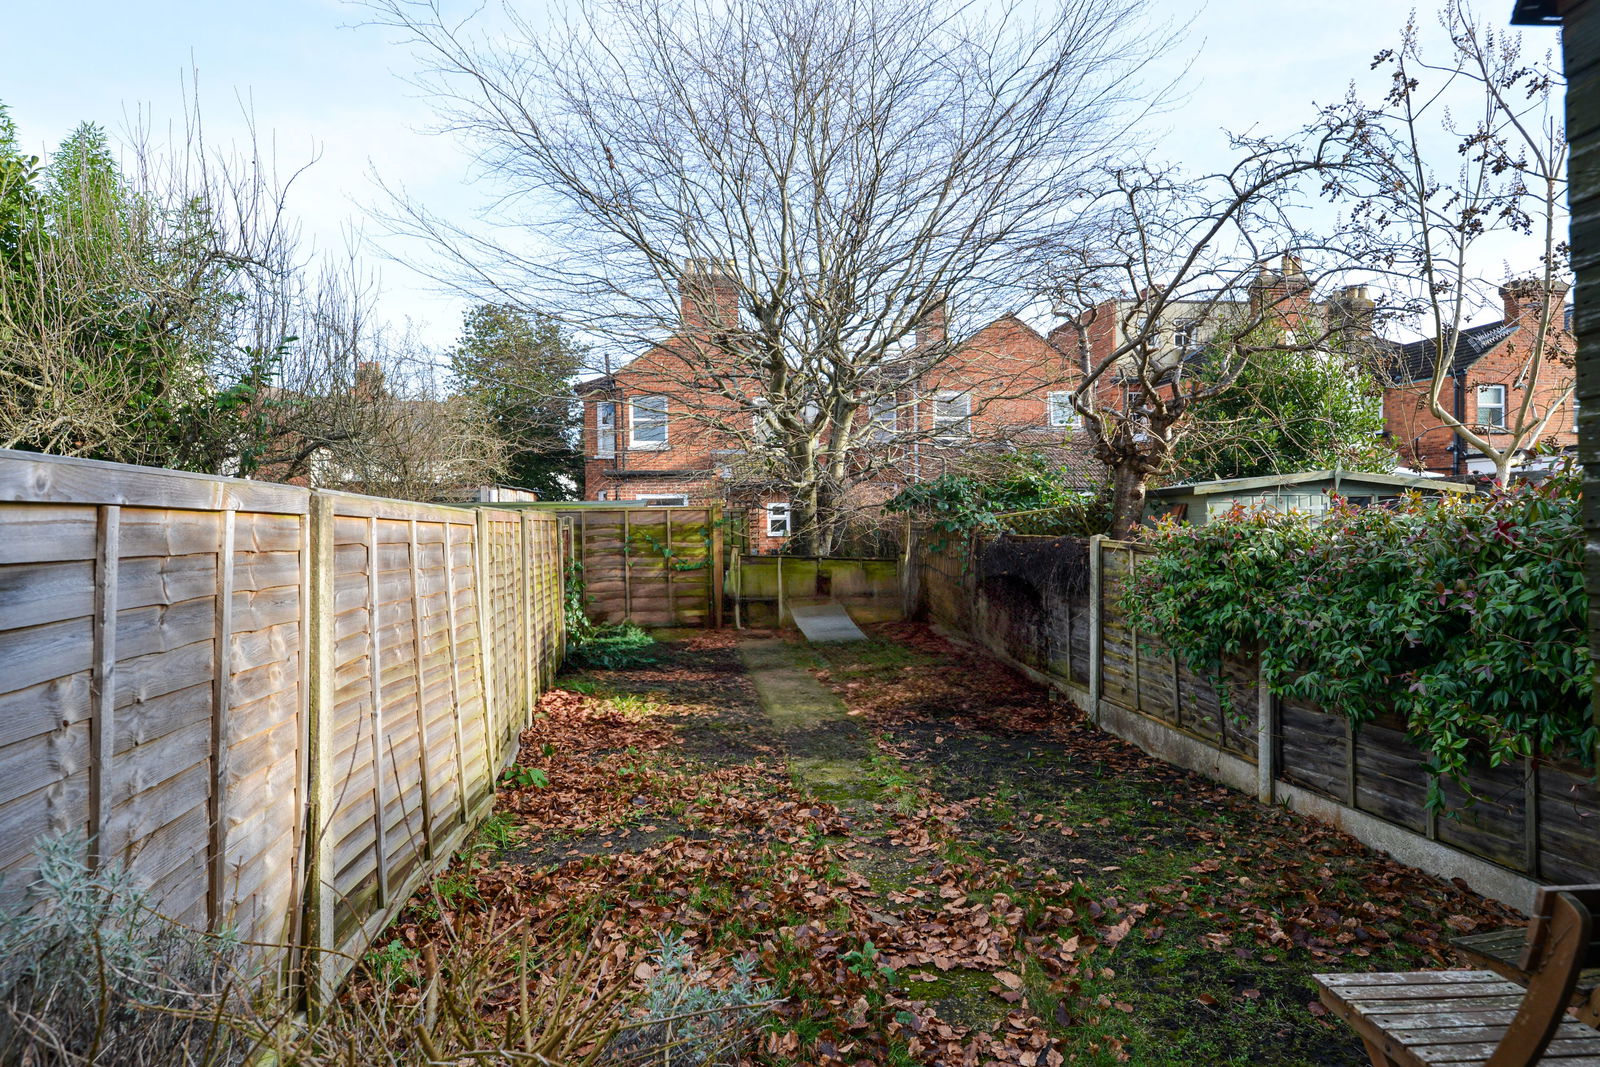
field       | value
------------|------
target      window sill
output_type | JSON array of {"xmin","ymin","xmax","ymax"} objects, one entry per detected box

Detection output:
[{"xmin": 628, "ymin": 442, "xmax": 671, "ymax": 451}]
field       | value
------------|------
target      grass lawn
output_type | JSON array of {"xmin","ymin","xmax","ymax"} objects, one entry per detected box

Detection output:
[{"xmin": 361, "ymin": 623, "xmax": 1520, "ymax": 1066}]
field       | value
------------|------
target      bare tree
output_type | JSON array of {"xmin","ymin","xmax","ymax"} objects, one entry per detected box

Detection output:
[
  {"xmin": 238, "ymin": 257, "xmax": 509, "ymax": 499},
  {"xmin": 1326, "ymin": 0, "xmax": 1571, "ymax": 484},
  {"xmin": 365, "ymin": 0, "xmax": 1167, "ymax": 551},
  {"xmin": 1050, "ymin": 140, "xmax": 1377, "ymax": 539}
]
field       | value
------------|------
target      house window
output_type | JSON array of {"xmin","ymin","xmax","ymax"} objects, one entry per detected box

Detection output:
[
  {"xmin": 629, "ymin": 395, "xmax": 669, "ymax": 449},
  {"xmin": 765, "ymin": 502, "xmax": 791, "ymax": 537},
  {"xmin": 870, "ymin": 397, "xmax": 898, "ymax": 441},
  {"xmin": 1476, "ymin": 385, "xmax": 1506, "ymax": 430},
  {"xmin": 636, "ymin": 493, "xmax": 688, "ymax": 506},
  {"xmin": 594, "ymin": 401, "xmax": 617, "ymax": 457},
  {"xmin": 1047, "ymin": 391, "xmax": 1078, "ymax": 429},
  {"xmin": 1573, "ymin": 396, "xmax": 1580, "ymax": 434},
  {"xmin": 932, "ymin": 390, "xmax": 970, "ymax": 441},
  {"xmin": 1171, "ymin": 319, "xmax": 1197, "ymax": 349}
]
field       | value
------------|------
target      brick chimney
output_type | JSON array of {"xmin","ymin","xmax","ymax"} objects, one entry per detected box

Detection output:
[
  {"xmin": 352, "ymin": 361, "xmax": 386, "ymax": 400},
  {"xmin": 1500, "ymin": 277, "xmax": 1572, "ymax": 331},
  {"xmin": 1248, "ymin": 254, "xmax": 1315, "ymax": 334},
  {"xmin": 915, "ymin": 296, "xmax": 948, "ymax": 349},
  {"xmin": 1330, "ymin": 284, "xmax": 1376, "ymax": 338},
  {"xmin": 679, "ymin": 258, "xmax": 740, "ymax": 336}
]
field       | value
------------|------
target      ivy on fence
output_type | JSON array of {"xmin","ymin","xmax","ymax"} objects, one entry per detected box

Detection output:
[{"xmin": 1121, "ymin": 471, "xmax": 1594, "ymax": 789}]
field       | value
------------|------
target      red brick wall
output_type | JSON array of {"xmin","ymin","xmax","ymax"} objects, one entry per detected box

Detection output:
[{"xmin": 578, "ymin": 313, "xmax": 1098, "ymax": 547}]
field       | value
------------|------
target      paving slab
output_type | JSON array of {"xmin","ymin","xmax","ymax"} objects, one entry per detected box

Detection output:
[{"xmin": 789, "ymin": 601, "xmax": 867, "ymax": 643}]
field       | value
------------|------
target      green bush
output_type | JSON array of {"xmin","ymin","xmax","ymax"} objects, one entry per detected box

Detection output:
[
  {"xmin": 1123, "ymin": 472, "xmax": 1593, "ymax": 791},
  {"xmin": 567, "ymin": 621, "xmax": 658, "ymax": 670},
  {"xmin": 886, "ymin": 453, "xmax": 1109, "ymax": 544}
]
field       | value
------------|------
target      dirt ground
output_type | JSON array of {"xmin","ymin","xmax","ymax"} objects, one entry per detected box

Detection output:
[{"xmin": 385, "ymin": 623, "xmax": 1523, "ymax": 1066}]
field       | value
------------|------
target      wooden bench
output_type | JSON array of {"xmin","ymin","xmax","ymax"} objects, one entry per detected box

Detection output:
[
  {"xmin": 1314, "ymin": 886, "xmax": 1600, "ymax": 1066},
  {"xmin": 1452, "ymin": 926, "xmax": 1600, "ymax": 1028}
]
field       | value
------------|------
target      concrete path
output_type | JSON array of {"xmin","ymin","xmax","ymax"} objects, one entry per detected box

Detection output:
[
  {"xmin": 789, "ymin": 601, "xmax": 867, "ymax": 643},
  {"xmin": 736, "ymin": 636, "xmax": 876, "ymax": 805}
]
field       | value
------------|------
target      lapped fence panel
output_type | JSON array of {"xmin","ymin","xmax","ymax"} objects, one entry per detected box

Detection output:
[{"xmin": 0, "ymin": 450, "xmax": 564, "ymax": 1004}]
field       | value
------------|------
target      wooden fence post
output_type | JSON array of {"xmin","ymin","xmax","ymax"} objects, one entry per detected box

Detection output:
[
  {"xmin": 710, "ymin": 504, "xmax": 725, "ymax": 628},
  {"xmin": 1127, "ymin": 546, "xmax": 1141, "ymax": 714},
  {"xmin": 365, "ymin": 516, "xmax": 389, "ymax": 909},
  {"xmin": 622, "ymin": 509, "xmax": 633, "ymax": 621},
  {"xmin": 1345, "ymin": 720, "xmax": 1358, "ymax": 808},
  {"xmin": 1523, "ymin": 757, "xmax": 1541, "ymax": 878},
  {"xmin": 208, "ymin": 509, "xmax": 236, "ymax": 927},
  {"xmin": 474, "ymin": 510, "xmax": 496, "ymax": 783},
  {"xmin": 442, "ymin": 520, "xmax": 469, "ymax": 828},
  {"xmin": 304, "ymin": 493, "xmax": 336, "ymax": 1009},
  {"xmin": 520, "ymin": 514, "xmax": 534, "ymax": 727},
  {"xmin": 89, "ymin": 505, "xmax": 120, "ymax": 870},
  {"xmin": 1087, "ymin": 534, "xmax": 1104, "ymax": 727},
  {"xmin": 407, "ymin": 520, "xmax": 436, "ymax": 859}
]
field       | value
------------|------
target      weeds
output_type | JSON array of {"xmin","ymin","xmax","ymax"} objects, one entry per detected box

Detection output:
[{"xmin": 568, "ymin": 622, "xmax": 659, "ymax": 670}]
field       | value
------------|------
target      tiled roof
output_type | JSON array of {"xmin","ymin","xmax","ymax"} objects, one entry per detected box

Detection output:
[{"xmin": 1388, "ymin": 322, "xmax": 1518, "ymax": 384}]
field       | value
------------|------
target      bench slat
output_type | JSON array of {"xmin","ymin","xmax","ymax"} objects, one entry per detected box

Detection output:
[
  {"xmin": 1411, "ymin": 1037, "xmax": 1600, "ymax": 1064},
  {"xmin": 1352, "ymin": 996, "xmax": 1531, "ymax": 1017},
  {"xmin": 1336, "ymin": 981, "xmax": 1525, "ymax": 1002},
  {"xmin": 1316, "ymin": 971, "xmax": 1507, "ymax": 987},
  {"xmin": 1385, "ymin": 1021, "xmax": 1598, "ymax": 1046},
  {"xmin": 1345, "ymin": 1006, "xmax": 1521, "ymax": 1030}
]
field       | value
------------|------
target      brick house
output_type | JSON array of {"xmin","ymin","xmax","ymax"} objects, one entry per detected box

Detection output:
[
  {"xmin": 1381, "ymin": 280, "xmax": 1576, "ymax": 476},
  {"xmin": 575, "ymin": 268, "xmax": 1094, "ymax": 552},
  {"xmin": 1053, "ymin": 259, "xmax": 1376, "ymax": 413}
]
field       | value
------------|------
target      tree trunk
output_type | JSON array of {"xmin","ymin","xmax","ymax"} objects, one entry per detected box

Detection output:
[{"xmin": 1107, "ymin": 464, "xmax": 1149, "ymax": 540}]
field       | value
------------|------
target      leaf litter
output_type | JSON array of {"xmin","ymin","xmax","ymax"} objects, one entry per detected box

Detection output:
[{"xmin": 372, "ymin": 626, "xmax": 1521, "ymax": 1066}]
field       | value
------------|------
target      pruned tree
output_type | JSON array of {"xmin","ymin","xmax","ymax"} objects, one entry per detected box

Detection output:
[
  {"xmin": 1049, "ymin": 143, "xmax": 1379, "ymax": 539},
  {"xmin": 364, "ymin": 0, "xmax": 1165, "ymax": 552},
  {"xmin": 1324, "ymin": 0, "xmax": 1572, "ymax": 484}
]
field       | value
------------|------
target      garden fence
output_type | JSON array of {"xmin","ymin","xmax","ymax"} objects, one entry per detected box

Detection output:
[
  {"xmin": 0, "ymin": 449, "xmax": 564, "ymax": 1001},
  {"xmin": 914, "ymin": 530, "xmax": 1600, "ymax": 908}
]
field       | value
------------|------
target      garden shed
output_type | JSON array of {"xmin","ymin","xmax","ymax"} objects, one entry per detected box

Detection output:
[{"xmin": 1143, "ymin": 469, "xmax": 1474, "ymax": 526}]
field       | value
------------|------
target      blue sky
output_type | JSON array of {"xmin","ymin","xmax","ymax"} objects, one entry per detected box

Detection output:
[{"xmin": 2, "ymin": 0, "xmax": 1556, "ymax": 349}]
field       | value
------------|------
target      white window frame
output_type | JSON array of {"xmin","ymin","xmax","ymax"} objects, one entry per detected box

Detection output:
[
  {"xmin": 594, "ymin": 400, "xmax": 617, "ymax": 457},
  {"xmin": 635, "ymin": 493, "xmax": 688, "ymax": 506},
  {"xmin": 765, "ymin": 502, "xmax": 791, "ymax": 537},
  {"xmin": 869, "ymin": 396, "xmax": 898, "ymax": 441},
  {"xmin": 931, "ymin": 390, "xmax": 971, "ymax": 441},
  {"xmin": 629, "ymin": 395, "xmax": 670, "ymax": 449},
  {"xmin": 1047, "ymin": 391, "xmax": 1078, "ymax": 429},
  {"xmin": 1476, "ymin": 384, "xmax": 1507, "ymax": 431},
  {"xmin": 1573, "ymin": 395, "xmax": 1580, "ymax": 434},
  {"xmin": 1171, "ymin": 319, "xmax": 1197, "ymax": 349}
]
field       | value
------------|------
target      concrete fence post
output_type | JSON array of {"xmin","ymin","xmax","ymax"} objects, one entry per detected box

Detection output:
[{"xmin": 1087, "ymin": 534, "xmax": 1104, "ymax": 726}]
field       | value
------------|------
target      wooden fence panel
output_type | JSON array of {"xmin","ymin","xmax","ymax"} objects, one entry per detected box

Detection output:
[
  {"xmin": 557, "ymin": 506, "xmax": 717, "ymax": 627},
  {"xmin": 0, "ymin": 450, "xmax": 565, "ymax": 1003},
  {"xmin": 911, "ymin": 530, "xmax": 1599, "ymax": 892}
]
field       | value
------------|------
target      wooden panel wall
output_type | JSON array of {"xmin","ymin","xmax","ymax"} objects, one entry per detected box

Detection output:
[
  {"xmin": 0, "ymin": 450, "xmax": 564, "ymax": 1001},
  {"xmin": 567, "ymin": 506, "xmax": 720, "ymax": 627},
  {"xmin": 913, "ymin": 531, "xmax": 1600, "ymax": 886}
]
